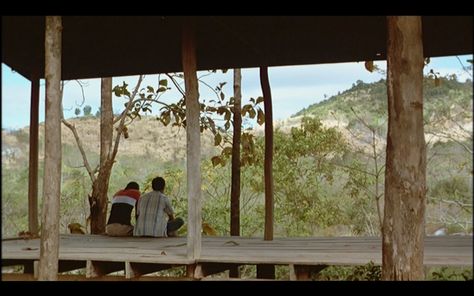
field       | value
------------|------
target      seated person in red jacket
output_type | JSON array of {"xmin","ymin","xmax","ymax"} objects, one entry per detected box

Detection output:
[{"xmin": 105, "ymin": 181, "xmax": 141, "ymax": 236}]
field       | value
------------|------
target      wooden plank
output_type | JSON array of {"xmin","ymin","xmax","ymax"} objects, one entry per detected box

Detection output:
[
  {"xmin": 182, "ymin": 18, "xmax": 202, "ymax": 260},
  {"xmin": 1, "ymin": 273, "xmax": 195, "ymax": 281},
  {"xmin": 2, "ymin": 235, "xmax": 471, "ymax": 268}
]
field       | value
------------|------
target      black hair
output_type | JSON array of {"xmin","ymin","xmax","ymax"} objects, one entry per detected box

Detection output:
[
  {"xmin": 125, "ymin": 181, "xmax": 139, "ymax": 190},
  {"xmin": 151, "ymin": 177, "xmax": 165, "ymax": 192}
]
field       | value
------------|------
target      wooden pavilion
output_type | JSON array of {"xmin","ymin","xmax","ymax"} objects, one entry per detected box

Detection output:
[{"xmin": 1, "ymin": 16, "xmax": 473, "ymax": 280}]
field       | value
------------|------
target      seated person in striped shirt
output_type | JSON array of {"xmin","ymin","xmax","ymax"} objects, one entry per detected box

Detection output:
[
  {"xmin": 105, "ymin": 181, "xmax": 141, "ymax": 237},
  {"xmin": 133, "ymin": 176, "xmax": 184, "ymax": 237}
]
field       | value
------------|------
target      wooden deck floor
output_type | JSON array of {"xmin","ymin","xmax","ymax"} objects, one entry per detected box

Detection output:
[{"xmin": 2, "ymin": 234, "xmax": 472, "ymax": 279}]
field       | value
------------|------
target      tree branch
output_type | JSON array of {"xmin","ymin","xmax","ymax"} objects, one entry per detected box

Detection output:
[
  {"xmin": 61, "ymin": 119, "xmax": 96, "ymax": 183},
  {"xmin": 110, "ymin": 75, "xmax": 144, "ymax": 161}
]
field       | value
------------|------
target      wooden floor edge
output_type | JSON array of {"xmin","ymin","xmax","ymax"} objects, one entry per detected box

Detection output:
[{"xmin": 1, "ymin": 273, "xmax": 197, "ymax": 281}]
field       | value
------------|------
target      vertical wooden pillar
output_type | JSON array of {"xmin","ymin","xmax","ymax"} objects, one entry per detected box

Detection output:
[
  {"xmin": 229, "ymin": 68, "xmax": 242, "ymax": 278},
  {"xmin": 28, "ymin": 75, "xmax": 40, "ymax": 235},
  {"xmin": 258, "ymin": 66, "xmax": 275, "ymax": 279},
  {"xmin": 383, "ymin": 16, "xmax": 426, "ymax": 280},
  {"xmin": 38, "ymin": 16, "xmax": 62, "ymax": 281},
  {"xmin": 230, "ymin": 68, "xmax": 242, "ymax": 238},
  {"xmin": 182, "ymin": 19, "xmax": 202, "ymax": 260},
  {"xmin": 260, "ymin": 66, "xmax": 273, "ymax": 241}
]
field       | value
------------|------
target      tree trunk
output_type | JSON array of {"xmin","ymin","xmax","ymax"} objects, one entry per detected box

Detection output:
[
  {"xmin": 38, "ymin": 16, "xmax": 62, "ymax": 281},
  {"xmin": 182, "ymin": 20, "xmax": 202, "ymax": 259},
  {"xmin": 260, "ymin": 66, "xmax": 273, "ymax": 241},
  {"xmin": 383, "ymin": 16, "xmax": 426, "ymax": 280},
  {"xmin": 229, "ymin": 68, "xmax": 242, "ymax": 278},
  {"xmin": 89, "ymin": 77, "xmax": 113, "ymax": 234},
  {"xmin": 28, "ymin": 75, "xmax": 40, "ymax": 235},
  {"xmin": 89, "ymin": 166, "xmax": 112, "ymax": 234}
]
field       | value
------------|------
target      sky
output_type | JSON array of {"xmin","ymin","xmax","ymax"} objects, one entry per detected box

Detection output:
[{"xmin": 1, "ymin": 55, "xmax": 472, "ymax": 130}]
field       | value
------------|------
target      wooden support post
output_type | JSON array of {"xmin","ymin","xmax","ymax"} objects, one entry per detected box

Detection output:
[
  {"xmin": 125, "ymin": 262, "xmax": 174, "ymax": 279},
  {"xmin": 383, "ymin": 16, "xmax": 426, "ymax": 280},
  {"xmin": 86, "ymin": 260, "xmax": 125, "ymax": 278},
  {"xmin": 182, "ymin": 19, "xmax": 202, "ymax": 260},
  {"xmin": 260, "ymin": 66, "xmax": 274, "ymax": 241},
  {"xmin": 28, "ymin": 76, "xmax": 40, "ymax": 235},
  {"xmin": 230, "ymin": 68, "xmax": 242, "ymax": 278},
  {"xmin": 256, "ymin": 264, "xmax": 275, "ymax": 279},
  {"xmin": 38, "ymin": 15, "xmax": 62, "ymax": 281},
  {"xmin": 186, "ymin": 264, "xmax": 197, "ymax": 278},
  {"xmin": 33, "ymin": 260, "xmax": 39, "ymax": 279}
]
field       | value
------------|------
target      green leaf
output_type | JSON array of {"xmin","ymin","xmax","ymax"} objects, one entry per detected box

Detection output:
[
  {"xmin": 224, "ymin": 110, "xmax": 231, "ymax": 121},
  {"xmin": 220, "ymin": 92, "xmax": 225, "ymax": 101},
  {"xmin": 211, "ymin": 156, "xmax": 221, "ymax": 167},
  {"xmin": 224, "ymin": 121, "xmax": 230, "ymax": 130},
  {"xmin": 147, "ymin": 86, "xmax": 155, "ymax": 93},
  {"xmin": 158, "ymin": 86, "xmax": 167, "ymax": 93},
  {"xmin": 162, "ymin": 112, "xmax": 171, "ymax": 126},
  {"xmin": 217, "ymin": 106, "xmax": 227, "ymax": 115},
  {"xmin": 257, "ymin": 109, "xmax": 265, "ymax": 125},
  {"xmin": 364, "ymin": 61, "xmax": 374, "ymax": 73},
  {"xmin": 214, "ymin": 133, "xmax": 222, "ymax": 146},
  {"xmin": 159, "ymin": 79, "xmax": 168, "ymax": 87},
  {"xmin": 222, "ymin": 146, "xmax": 233, "ymax": 156},
  {"xmin": 248, "ymin": 108, "xmax": 256, "ymax": 119},
  {"xmin": 241, "ymin": 104, "xmax": 252, "ymax": 117},
  {"xmin": 113, "ymin": 86, "xmax": 122, "ymax": 97},
  {"xmin": 256, "ymin": 96, "xmax": 264, "ymax": 104}
]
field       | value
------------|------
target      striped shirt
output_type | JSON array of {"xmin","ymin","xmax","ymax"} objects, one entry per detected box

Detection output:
[
  {"xmin": 106, "ymin": 189, "xmax": 140, "ymax": 226},
  {"xmin": 133, "ymin": 190, "xmax": 174, "ymax": 237}
]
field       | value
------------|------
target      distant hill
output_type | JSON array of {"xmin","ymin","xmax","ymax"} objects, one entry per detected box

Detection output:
[
  {"xmin": 1, "ymin": 116, "xmax": 219, "ymax": 169},
  {"xmin": 294, "ymin": 77, "xmax": 472, "ymax": 126}
]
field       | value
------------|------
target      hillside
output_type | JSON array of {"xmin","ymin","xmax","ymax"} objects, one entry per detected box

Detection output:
[
  {"xmin": 2, "ymin": 116, "xmax": 219, "ymax": 169},
  {"xmin": 293, "ymin": 77, "xmax": 472, "ymax": 135}
]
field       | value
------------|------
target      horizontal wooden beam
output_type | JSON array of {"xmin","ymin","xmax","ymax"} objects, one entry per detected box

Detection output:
[{"xmin": 1, "ymin": 273, "xmax": 196, "ymax": 281}]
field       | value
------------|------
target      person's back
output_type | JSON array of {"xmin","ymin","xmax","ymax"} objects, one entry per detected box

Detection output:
[
  {"xmin": 134, "ymin": 177, "xmax": 183, "ymax": 237},
  {"xmin": 106, "ymin": 181, "xmax": 140, "ymax": 236}
]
